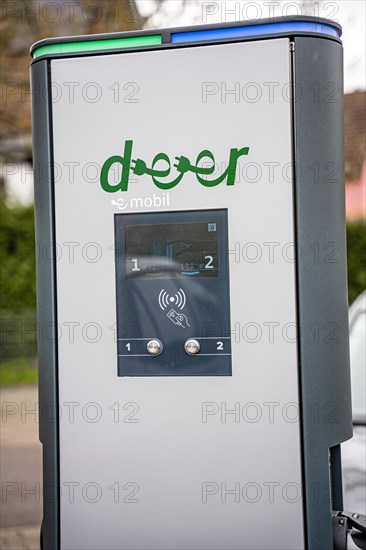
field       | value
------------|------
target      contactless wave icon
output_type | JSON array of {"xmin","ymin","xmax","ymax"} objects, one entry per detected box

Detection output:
[{"xmin": 158, "ymin": 289, "xmax": 186, "ymax": 311}]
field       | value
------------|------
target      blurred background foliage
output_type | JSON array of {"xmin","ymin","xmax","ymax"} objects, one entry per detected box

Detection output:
[
  {"xmin": 0, "ymin": 203, "xmax": 37, "ymax": 383},
  {"xmin": 1, "ymin": 203, "xmax": 365, "ymax": 310},
  {"xmin": 0, "ymin": 0, "xmax": 185, "ymax": 140},
  {"xmin": 347, "ymin": 221, "xmax": 366, "ymax": 304},
  {"xmin": 0, "ymin": 0, "xmax": 190, "ymax": 383},
  {"xmin": 0, "ymin": 200, "xmax": 365, "ymax": 384},
  {"xmin": 0, "ymin": 203, "xmax": 36, "ymax": 309},
  {"xmin": 0, "ymin": 1, "xmax": 365, "ymax": 384}
]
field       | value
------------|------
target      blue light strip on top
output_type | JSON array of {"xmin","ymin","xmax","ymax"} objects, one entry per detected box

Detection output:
[{"xmin": 171, "ymin": 21, "xmax": 340, "ymax": 44}]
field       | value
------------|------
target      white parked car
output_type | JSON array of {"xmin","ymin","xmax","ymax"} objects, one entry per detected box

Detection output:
[{"xmin": 341, "ymin": 291, "xmax": 366, "ymax": 548}]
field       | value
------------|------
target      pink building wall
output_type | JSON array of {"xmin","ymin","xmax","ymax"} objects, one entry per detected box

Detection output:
[{"xmin": 346, "ymin": 160, "xmax": 366, "ymax": 221}]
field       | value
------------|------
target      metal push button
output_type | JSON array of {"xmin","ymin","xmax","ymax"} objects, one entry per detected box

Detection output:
[
  {"xmin": 184, "ymin": 339, "xmax": 201, "ymax": 355},
  {"xmin": 146, "ymin": 339, "xmax": 163, "ymax": 356}
]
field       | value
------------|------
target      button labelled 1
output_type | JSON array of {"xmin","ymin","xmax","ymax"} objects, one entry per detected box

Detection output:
[
  {"xmin": 147, "ymin": 339, "xmax": 163, "ymax": 356},
  {"xmin": 184, "ymin": 339, "xmax": 200, "ymax": 355}
]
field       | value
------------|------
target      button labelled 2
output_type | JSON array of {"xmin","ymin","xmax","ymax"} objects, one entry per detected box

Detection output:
[{"xmin": 184, "ymin": 339, "xmax": 201, "ymax": 355}]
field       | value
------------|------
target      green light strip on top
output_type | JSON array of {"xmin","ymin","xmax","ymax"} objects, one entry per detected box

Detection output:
[{"xmin": 33, "ymin": 35, "xmax": 162, "ymax": 59}]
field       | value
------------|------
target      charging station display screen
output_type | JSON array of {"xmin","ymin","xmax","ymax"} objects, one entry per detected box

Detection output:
[{"xmin": 125, "ymin": 221, "xmax": 219, "ymax": 279}]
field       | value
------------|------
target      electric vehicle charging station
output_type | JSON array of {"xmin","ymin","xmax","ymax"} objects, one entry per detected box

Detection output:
[{"xmin": 31, "ymin": 16, "xmax": 353, "ymax": 550}]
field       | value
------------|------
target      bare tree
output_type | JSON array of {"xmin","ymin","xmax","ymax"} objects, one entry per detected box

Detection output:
[
  {"xmin": 0, "ymin": 0, "xmax": 191, "ymax": 142},
  {"xmin": 268, "ymin": 0, "xmax": 324, "ymax": 18},
  {"xmin": 297, "ymin": 0, "xmax": 323, "ymax": 17}
]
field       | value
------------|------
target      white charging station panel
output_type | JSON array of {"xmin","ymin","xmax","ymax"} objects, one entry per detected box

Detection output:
[{"xmin": 50, "ymin": 38, "xmax": 304, "ymax": 549}]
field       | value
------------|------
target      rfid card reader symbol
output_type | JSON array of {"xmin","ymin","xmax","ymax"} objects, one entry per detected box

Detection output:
[
  {"xmin": 158, "ymin": 289, "xmax": 186, "ymax": 311},
  {"xmin": 167, "ymin": 309, "xmax": 190, "ymax": 328}
]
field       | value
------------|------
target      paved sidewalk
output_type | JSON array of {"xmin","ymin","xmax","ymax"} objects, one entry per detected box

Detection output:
[
  {"xmin": 0, "ymin": 525, "xmax": 40, "ymax": 550},
  {"xmin": 0, "ymin": 385, "xmax": 41, "ymax": 550}
]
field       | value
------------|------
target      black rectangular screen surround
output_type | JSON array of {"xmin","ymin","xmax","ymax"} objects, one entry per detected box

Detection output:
[{"xmin": 115, "ymin": 209, "xmax": 232, "ymax": 376}]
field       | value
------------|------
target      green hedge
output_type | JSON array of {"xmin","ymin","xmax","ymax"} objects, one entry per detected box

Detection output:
[
  {"xmin": 0, "ymin": 203, "xmax": 36, "ymax": 309},
  {"xmin": 347, "ymin": 221, "xmax": 366, "ymax": 304},
  {"xmin": 0, "ymin": 203, "xmax": 365, "ymax": 370},
  {"xmin": 0, "ymin": 357, "xmax": 38, "ymax": 385},
  {"xmin": 0, "ymin": 203, "xmax": 37, "ymax": 373}
]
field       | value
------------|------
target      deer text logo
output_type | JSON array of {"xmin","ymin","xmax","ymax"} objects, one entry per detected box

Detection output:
[{"xmin": 100, "ymin": 140, "xmax": 250, "ymax": 192}]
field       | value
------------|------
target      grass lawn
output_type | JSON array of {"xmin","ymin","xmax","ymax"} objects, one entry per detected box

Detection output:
[{"xmin": 0, "ymin": 357, "xmax": 38, "ymax": 385}]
